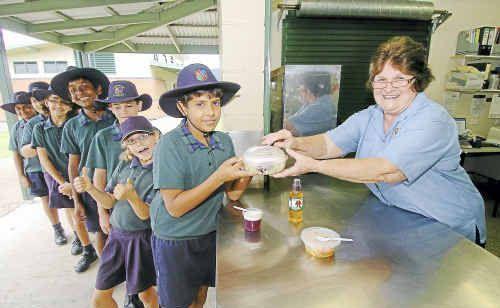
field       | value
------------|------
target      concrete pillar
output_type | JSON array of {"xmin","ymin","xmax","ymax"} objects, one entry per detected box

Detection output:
[{"xmin": 218, "ymin": 0, "xmax": 265, "ymax": 131}]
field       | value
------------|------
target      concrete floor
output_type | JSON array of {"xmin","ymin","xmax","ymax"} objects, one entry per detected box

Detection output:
[
  {"xmin": 0, "ymin": 157, "xmax": 24, "ymax": 217},
  {"xmin": 0, "ymin": 201, "xmax": 216, "ymax": 307}
]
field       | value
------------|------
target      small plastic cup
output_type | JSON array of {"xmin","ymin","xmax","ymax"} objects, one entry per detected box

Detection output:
[{"xmin": 243, "ymin": 208, "xmax": 263, "ymax": 232}]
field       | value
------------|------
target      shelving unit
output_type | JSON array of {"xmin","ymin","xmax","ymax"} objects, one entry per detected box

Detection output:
[
  {"xmin": 451, "ymin": 54, "xmax": 500, "ymax": 65},
  {"xmin": 444, "ymin": 55, "xmax": 500, "ymax": 137},
  {"xmin": 445, "ymin": 88, "xmax": 500, "ymax": 94}
]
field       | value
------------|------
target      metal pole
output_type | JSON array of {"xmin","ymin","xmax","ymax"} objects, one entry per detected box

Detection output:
[
  {"xmin": 0, "ymin": 28, "xmax": 30, "ymax": 200},
  {"xmin": 263, "ymin": 0, "xmax": 272, "ymax": 135},
  {"xmin": 263, "ymin": 0, "xmax": 272, "ymax": 191}
]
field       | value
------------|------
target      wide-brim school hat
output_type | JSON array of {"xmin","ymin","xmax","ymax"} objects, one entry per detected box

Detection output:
[
  {"xmin": 120, "ymin": 116, "xmax": 155, "ymax": 141},
  {"xmin": 1, "ymin": 91, "xmax": 31, "ymax": 114},
  {"xmin": 51, "ymin": 66, "xmax": 110, "ymax": 102},
  {"xmin": 28, "ymin": 81, "xmax": 50, "ymax": 101},
  {"xmin": 95, "ymin": 80, "xmax": 152, "ymax": 111},
  {"xmin": 159, "ymin": 63, "xmax": 240, "ymax": 118},
  {"xmin": 40, "ymin": 87, "xmax": 79, "ymax": 107}
]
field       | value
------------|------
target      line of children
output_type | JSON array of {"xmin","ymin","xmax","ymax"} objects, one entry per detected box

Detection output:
[
  {"xmin": 1, "ymin": 89, "xmax": 68, "ymax": 245},
  {"xmin": 2, "ymin": 63, "xmax": 255, "ymax": 308}
]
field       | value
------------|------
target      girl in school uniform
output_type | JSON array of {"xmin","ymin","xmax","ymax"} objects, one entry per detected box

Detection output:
[{"xmin": 73, "ymin": 116, "xmax": 159, "ymax": 308}]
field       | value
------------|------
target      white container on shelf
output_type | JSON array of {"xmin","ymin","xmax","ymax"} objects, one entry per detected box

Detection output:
[{"xmin": 446, "ymin": 71, "xmax": 484, "ymax": 91}]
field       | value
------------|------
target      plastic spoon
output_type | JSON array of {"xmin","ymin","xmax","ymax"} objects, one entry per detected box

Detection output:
[
  {"xmin": 316, "ymin": 236, "xmax": 353, "ymax": 242},
  {"xmin": 232, "ymin": 206, "xmax": 249, "ymax": 212}
]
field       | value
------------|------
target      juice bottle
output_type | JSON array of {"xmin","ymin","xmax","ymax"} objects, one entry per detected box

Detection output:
[{"xmin": 288, "ymin": 178, "xmax": 303, "ymax": 223}]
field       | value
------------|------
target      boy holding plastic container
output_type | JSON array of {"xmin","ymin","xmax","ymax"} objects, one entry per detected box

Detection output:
[{"xmin": 151, "ymin": 63, "xmax": 255, "ymax": 307}]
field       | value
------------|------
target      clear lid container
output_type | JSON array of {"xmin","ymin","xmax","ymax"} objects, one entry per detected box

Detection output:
[
  {"xmin": 300, "ymin": 227, "xmax": 341, "ymax": 258},
  {"xmin": 243, "ymin": 146, "xmax": 287, "ymax": 175}
]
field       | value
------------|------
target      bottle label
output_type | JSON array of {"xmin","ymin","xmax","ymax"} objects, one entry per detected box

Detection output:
[{"xmin": 289, "ymin": 198, "xmax": 303, "ymax": 211}]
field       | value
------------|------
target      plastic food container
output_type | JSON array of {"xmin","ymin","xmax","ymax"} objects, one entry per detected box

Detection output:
[
  {"xmin": 300, "ymin": 227, "xmax": 341, "ymax": 258},
  {"xmin": 243, "ymin": 146, "xmax": 287, "ymax": 175}
]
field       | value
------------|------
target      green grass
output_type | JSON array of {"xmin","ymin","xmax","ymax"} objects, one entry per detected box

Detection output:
[{"xmin": 0, "ymin": 131, "xmax": 11, "ymax": 159}]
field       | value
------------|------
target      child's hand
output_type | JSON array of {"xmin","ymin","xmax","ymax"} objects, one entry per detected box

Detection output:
[
  {"xmin": 73, "ymin": 169, "xmax": 92, "ymax": 193},
  {"xmin": 113, "ymin": 178, "xmax": 135, "ymax": 201},
  {"xmin": 98, "ymin": 207, "xmax": 111, "ymax": 235},
  {"xmin": 20, "ymin": 175, "xmax": 31, "ymax": 188},
  {"xmin": 215, "ymin": 157, "xmax": 258, "ymax": 183},
  {"xmin": 58, "ymin": 182, "xmax": 73, "ymax": 198},
  {"xmin": 73, "ymin": 203, "xmax": 86, "ymax": 222}
]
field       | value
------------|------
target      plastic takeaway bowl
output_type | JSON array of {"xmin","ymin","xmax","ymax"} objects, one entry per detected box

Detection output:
[
  {"xmin": 300, "ymin": 227, "xmax": 341, "ymax": 258},
  {"xmin": 243, "ymin": 146, "xmax": 287, "ymax": 175}
]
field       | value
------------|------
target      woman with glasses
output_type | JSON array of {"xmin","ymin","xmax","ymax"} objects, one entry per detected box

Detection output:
[{"xmin": 263, "ymin": 36, "xmax": 486, "ymax": 246}]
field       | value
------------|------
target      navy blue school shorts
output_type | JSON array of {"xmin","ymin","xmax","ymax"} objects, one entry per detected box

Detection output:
[
  {"xmin": 152, "ymin": 232, "xmax": 216, "ymax": 308},
  {"xmin": 80, "ymin": 192, "xmax": 101, "ymax": 233},
  {"xmin": 27, "ymin": 171, "xmax": 48, "ymax": 197},
  {"xmin": 43, "ymin": 173, "xmax": 74, "ymax": 209},
  {"xmin": 95, "ymin": 228, "xmax": 156, "ymax": 294}
]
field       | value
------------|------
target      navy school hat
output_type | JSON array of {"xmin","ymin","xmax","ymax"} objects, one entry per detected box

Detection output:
[
  {"xmin": 28, "ymin": 81, "xmax": 50, "ymax": 101},
  {"xmin": 120, "ymin": 116, "xmax": 155, "ymax": 141},
  {"xmin": 159, "ymin": 63, "xmax": 240, "ymax": 118},
  {"xmin": 43, "ymin": 87, "xmax": 79, "ymax": 109},
  {"xmin": 51, "ymin": 66, "xmax": 110, "ymax": 102},
  {"xmin": 95, "ymin": 80, "xmax": 152, "ymax": 111},
  {"xmin": 1, "ymin": 91, "xmax": 32, "ymax": 114}
]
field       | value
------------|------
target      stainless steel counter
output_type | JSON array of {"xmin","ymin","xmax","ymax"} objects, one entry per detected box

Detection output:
[{"xmin": 216, "ymin": 174, "xmax": 500, "ymax": 308}]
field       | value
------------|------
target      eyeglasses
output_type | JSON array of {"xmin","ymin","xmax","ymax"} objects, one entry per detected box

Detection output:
[
  {"xmin": 372, "ymin": 77, "xmax": 415, "ymax": 89},
  {"xmin": 123, "ymin": 133, "xmax": 152, "ymax": 146}
]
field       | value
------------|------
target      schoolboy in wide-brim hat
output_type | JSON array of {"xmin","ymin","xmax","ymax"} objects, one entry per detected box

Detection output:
[
  {"xmin": 151, "ymin": 63, "xmax": 254, "ymax": 308},
  {"xmin": 1, "ymin": 91, "xmax": 31, "ymax": 114},
  {"xmin": 57, "ymin": 66, "xmax": 114, "ymax": 273},
  {"xmin": 51, "ymin": 66, "xmax": 110, "ymax": 102},
  {"xmin": 95, "ymin": 80, "xmax": 152, "ymax": 111},
  {"xmin": 159, "ymin": 63, "xmax": 240, "ymax": 118}
]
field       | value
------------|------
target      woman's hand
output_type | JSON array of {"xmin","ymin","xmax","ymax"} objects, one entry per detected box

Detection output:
[
  {"xmin": 262, "ymin": 129, "xmax": 295, "ymax": 149},
  {"xmin": 272, "ymin": 149, "xmax": 320, "ymax": 178}
]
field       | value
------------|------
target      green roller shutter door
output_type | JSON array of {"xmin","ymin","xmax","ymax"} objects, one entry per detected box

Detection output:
[{"xmin": 282, "ymin": 14, "xmax": 432, "ymax": 123}]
